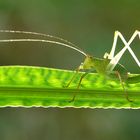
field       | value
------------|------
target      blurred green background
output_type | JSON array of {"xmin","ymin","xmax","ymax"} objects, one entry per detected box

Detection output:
[{"xmin": 0, "ymin": 0, "xmax": 140, "ymax": 140}]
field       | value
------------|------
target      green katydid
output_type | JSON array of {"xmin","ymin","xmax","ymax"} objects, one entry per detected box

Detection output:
[{"xmin": 0, "ymin": 30, "xmax": 139, "ymax": 102}]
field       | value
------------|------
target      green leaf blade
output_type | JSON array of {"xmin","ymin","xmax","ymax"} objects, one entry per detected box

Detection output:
[{"xmin": 0, "ymin": 66, "xmax": 140, "ymax": 109}]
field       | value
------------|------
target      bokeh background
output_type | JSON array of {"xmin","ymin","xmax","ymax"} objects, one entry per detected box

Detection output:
[{"xmin": 0, "ymin": 0, "xmax": 140, "ymax": 140}]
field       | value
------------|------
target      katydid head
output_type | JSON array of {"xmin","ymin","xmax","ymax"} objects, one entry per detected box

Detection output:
[{"xmin": 79, "ymin": 55, "xmax": 94, "ymax": 70}]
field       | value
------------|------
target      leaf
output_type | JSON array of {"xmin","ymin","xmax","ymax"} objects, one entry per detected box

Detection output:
[{"xmin": 0, "ymin": 66, "xmax": 140, "ymax": 109}]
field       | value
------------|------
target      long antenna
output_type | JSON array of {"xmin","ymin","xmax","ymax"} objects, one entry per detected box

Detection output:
[
  {"xmin": 0, "ymin": 38, "xmax": 87, "ymax": 56},
  {"xmin": 0, "ymin": 30, "xmax": 85, "ymax": 55}
]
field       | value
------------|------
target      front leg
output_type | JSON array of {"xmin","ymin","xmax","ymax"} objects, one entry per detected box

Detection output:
[
  {"xmin": 64, "ymin": 67, "xmax": 80, "ymax": 88},
  {"xmin": 69, "ymin": 69, "xmax": 95, "ymax": 102}
]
